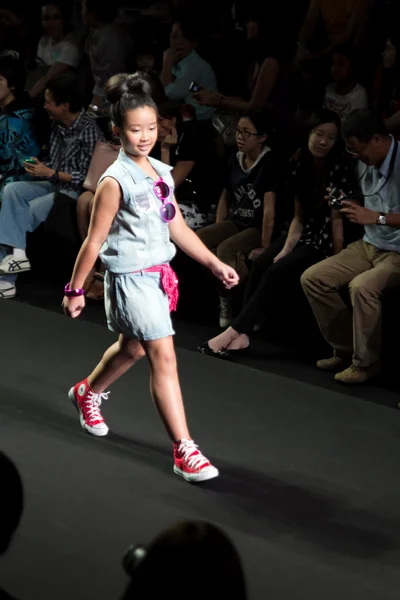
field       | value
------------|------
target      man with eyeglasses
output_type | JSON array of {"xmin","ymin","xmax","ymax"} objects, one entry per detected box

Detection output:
[{"xmin": 301, "ymin": 108, "xmax": 400, "ymax": 384}]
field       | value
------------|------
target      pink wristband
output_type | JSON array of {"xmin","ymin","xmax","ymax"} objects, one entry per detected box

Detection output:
[{"xmin": 64, "ymin": 282, "xmax": 85, "ymax": 297}]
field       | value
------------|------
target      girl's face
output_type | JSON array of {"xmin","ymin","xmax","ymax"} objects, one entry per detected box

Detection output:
[
  {"xmin": 382, "ymin": 38, "xmax": 397, "ymax": 69},
  {"xmin": 0, "ymin": 73, "xmax": 12, "ymax": 104},
  {"xmin": 331, "ymin": 53, "xmax": 352, "ymax": 83},
  {"xmin": 157, "ymin": 114, "xmax": 175, "ymax": 141},
  {"xmin": 246, "ymin": 18, "xmax": 259, "ymax": 40},
  {"xmin": 235, "ymin": 117, "xmax": 266, "ymax": 152},
  {"xmin": 116, "ymin": 106, "xmax": 158, "ymax": 157},
  {"xmin": 41, "ymin": 4, "xmax": 63, "ymax": 39},
  {"xmin": 308, "ymin": 122, "xmax": 338, "ymax": 158},
  {"xmin": 136, "ymin": 53, "xmax": 156, "ymax": 73}
]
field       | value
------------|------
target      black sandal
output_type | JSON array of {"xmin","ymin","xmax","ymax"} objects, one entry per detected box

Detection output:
[{"xmin": 197, "ymin": 342, "xmax": 232, "ymax": 360}]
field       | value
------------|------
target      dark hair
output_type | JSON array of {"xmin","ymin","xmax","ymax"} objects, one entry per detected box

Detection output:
[
  {"xmin": 0, "ymin": 452, "xmax": 23, "ymax": 554},
  {"xmin": 172, "ymin": 10, "xmax": 200, "ymax": 43},
  {"xmin": 0, "ymin": 56, "xmax": 25, "ymax": 93},
  {"xmin": 121, "ymin": 521, "xmax": 246, "ymax": 600},
  {"xmin": 331, "ymin": 43, "xmax": 360, "ymax": 77},
  {"xmin": 241, "ymin": 109, "xmax": 271, "ymax": 137},
  {"xmin": 104, "ymin": 72, "xmax": 157, "ymax": 128},
  {"xmin": 341, "ymin": 108, "xmax": 387, "ymax": 141},
  {"xmin": 308, "ymin": 109, "xmax": 341, "ymax": 136},
  {"xmin": 46, "ymin": 73, "xmax": 83, "ymax": 112},
  {"xmin": 83, "ymin": 0, "xmax": 118, "ymax": 23},
  {"xmin": 157, "ymin": 98, "xmax": 181, "ymax": 121}
]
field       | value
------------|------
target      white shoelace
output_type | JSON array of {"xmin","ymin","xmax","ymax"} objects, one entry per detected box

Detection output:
[
  {"xmin": 178, "ymin": 439, "xmax": 210, "ymax": 470},
  {"xmin": 83, "ymin": 391, "xmax": 110, "ymax": 423}
]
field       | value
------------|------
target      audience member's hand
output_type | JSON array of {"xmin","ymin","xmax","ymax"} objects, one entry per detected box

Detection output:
[
  {"xmin": 192, "ymin": 89, "xmax": 219, "ymax": 107},
  {"xmin": 273, "ymin": 249, "xmax": 289, "ymax": 263},
  {"xmin": 161, "ymin": 125, "xmax": 178, "ymax": 148},
  {"xmin": 248, "ymin": 247, "xmax": 265, "ymax": 260},
  {"xmin": 63, "ymin": 295, "xmax": 85, "ymax": 318},
  {"xmin": 340, "ymin": 201, "xmax": 377, "ymax": 225},
  {"xmin": 24, "ymin": 159, "xmax": 54, "ymax": 178},
  {"xmin": 211, "ymin": 261, "xmax": 239, "ymax": 289}
]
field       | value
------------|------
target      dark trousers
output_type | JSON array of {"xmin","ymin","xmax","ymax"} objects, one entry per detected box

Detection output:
[{"xmin": 232, "ymin": 234, "xmax": 324, "ymax": 335}]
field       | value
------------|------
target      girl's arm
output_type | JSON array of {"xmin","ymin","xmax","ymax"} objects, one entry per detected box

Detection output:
[
  {"xmin": 216, "ymin": 189, "xmax": 229, "ymax": 223},
  {"xmin": 169, "ymin": 195, "xmax": 239, "ymax": 288},
  {"xmin": 274, "ymin": 198, "xmax": 304, "ymax": 260},
  {"xmin": 260, "ymin": 191, "xmax": 276, "ymax": 249},
  {"xmin": 69, "ymin": 177, "xmax": 121, "ymax": 289}
]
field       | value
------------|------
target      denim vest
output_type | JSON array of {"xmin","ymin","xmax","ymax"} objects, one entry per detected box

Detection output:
[{"xmin": 98, "ymin": 149, "xmax": 176, "ymax": 273}]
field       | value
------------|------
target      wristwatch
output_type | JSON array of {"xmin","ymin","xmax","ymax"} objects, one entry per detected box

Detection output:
[{"xmin": 377, "ymin": 212, "xmax": 387, "ymax": 225}]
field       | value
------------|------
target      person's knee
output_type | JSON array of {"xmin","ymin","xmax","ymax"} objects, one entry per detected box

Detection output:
[
  {"xmin": 300, "ymin": 262, "xmax": 321, "ymax": 291},
  {"xmin": 147, "ymin": 342, "xmax": 177, "ymax": 373},
  {"xmin": 120, "ymin": 338, "xmax": 146, "ymax": 362},
  {"xmin": 349, "ymin": 273, "xmax": 375, "ymax": 302}
]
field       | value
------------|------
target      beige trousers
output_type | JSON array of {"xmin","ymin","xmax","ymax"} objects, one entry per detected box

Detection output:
[{"xmin": 301, "ymin": 239, "xmax": 400, "ymax": 367}]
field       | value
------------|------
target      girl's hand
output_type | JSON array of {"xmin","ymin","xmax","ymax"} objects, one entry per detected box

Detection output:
[
  {"xmin": 248, "ymin": 247, "xmax": 265, "ymax": 260},
  {"xmin": 62, "ymin": 295, "xmax": 85, "ymax": 318},
  {"xmin": 273, "ymin": 249, "xmax": 290, "ymax": 263},
  {"xmin": 211, "ymin": 261, "xmax": 239, "ymax": 289}
]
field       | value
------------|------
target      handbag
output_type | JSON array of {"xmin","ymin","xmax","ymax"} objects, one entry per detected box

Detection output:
[
  {"xmin": 44, "ymin": 191, "xmax": 81, "ymax": 245},
  {"xmin": 83, "ymin": 141, "xmax": 121, "ymax": 192}
]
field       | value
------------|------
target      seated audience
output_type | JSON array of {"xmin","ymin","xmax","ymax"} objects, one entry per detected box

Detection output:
[
  {"xmin": 198, "ymin": 110, "xmax": 360, "ymax": 357},
  {"xmin": 153, "ymin": 98, "xmax": 221, "ymax": 228},
  {"xmin": 197, "ymin": 110, "xmax": 277, "ymax": 327},
  {"xmin": 0, "ymin": 56, "xmax": 40, "ymax": 200},
  {"xmin": 295, "ymin": 0, "xmax": 372, "ymax": 67},
  {"xmin": 82, "ymin": 0, "xmax": 131, "ymax": 114},
  {"xmin": 120, "ymin": 520, "xmax": 246, "ymax": 600},
  {"xmin": 301, "ymin": 109, "xmax": 400, "ymax": 384},
  {"xmin": 28, "ymin": 2, "xmax": 80, "ymax": 98},
  {"xmin": 373, "ymin": 33, "xmax": 400, "ymax": 139},
  {"xmin": 160, "ymin": 12, "xmax": 218, "ymax": 122},
  {"xmin": 323, "ymin": 44, "xmax": 368, "ymax": 121},
  {"xmin": 0, "ymin": 74, "xmax": 104, "ymax": 299}
]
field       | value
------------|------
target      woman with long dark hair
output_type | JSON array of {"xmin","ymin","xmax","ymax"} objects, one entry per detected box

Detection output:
[{"xmin": 198, "ymin": 109, "xmax": 361, "ymax": 358}]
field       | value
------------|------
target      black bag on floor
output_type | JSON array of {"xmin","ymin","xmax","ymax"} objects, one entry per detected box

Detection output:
[{"xmin": 44, "ymin": 191, "xmax": 80, "ymax": 246}]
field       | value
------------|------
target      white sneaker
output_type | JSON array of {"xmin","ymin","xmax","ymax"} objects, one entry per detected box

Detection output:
[
  {"xmin": 0, "ymin": 255, "xmax": 31, "ymax": 274},
  {"xmin": 0, "ymin": 281, "xmax": 16, "ymax": 298}
]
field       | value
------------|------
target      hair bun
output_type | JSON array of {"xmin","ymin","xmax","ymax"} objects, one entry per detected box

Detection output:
[{"xmin": 104, "ymin": 72, "xmax": 152, "ymax": 105}]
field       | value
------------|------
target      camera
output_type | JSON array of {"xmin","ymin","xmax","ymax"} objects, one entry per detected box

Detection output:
[
  {"xmin": 189, "ymin": 81, "xmax": 202, "ymax": 92},
  {"xmin": 328, "ymin": 187, "xmax": 346, "ymax": 209}
]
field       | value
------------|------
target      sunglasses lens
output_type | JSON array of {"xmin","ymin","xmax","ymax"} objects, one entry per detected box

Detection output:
[
  {"xmin": 154, "ymin": 181, "xmax": 170, "ymax": 199},
  {"xmin": 161, "ymin": 202, "xmax": 176, "ymax": 221}
]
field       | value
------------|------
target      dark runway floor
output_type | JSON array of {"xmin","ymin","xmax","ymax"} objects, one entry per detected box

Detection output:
[{"xmin": 1, "ymin": 298, "xmax": 400, "ymax": 600}]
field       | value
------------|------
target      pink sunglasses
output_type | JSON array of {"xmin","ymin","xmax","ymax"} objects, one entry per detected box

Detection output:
[{"xmin": 153, "ymin": 178, "xmax": 176, "ymax": 222}]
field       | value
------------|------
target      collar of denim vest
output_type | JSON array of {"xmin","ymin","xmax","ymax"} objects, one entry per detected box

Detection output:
[{"xmin": 118, "ymin": 148, "xmax": 172, "ymax": 183}]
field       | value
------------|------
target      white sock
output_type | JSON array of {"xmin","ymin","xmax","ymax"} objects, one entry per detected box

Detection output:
[{"xmin": 13, "ymin": 249, "xmax": 27, "ymax": 260}]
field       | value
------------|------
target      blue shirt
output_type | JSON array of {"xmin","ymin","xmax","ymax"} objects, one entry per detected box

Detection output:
[
  {"xmin": 165, "ymin": 50, "xmax": 217, "ymax": 121},
  {"xmin": 360, "ymin": 136, "xmax": 400, "ymax": 253}
]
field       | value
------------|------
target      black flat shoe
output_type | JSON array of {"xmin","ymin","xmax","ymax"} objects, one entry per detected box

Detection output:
[
  {"xmin": 223, "ymin": 346, "xmax": 250, "ymax": 359},
  {"xmin": 197, "ymin": 342, "xmax": 232, "ymax": 359}
]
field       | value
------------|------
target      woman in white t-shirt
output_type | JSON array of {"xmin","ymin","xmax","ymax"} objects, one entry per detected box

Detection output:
[
  {"xmin": 28, "ymin": 3, "xmax": 80, "ymax": 98},
  {"xmin": 323, "ymin": 44, "xmax": 368, "ymax": 122}
]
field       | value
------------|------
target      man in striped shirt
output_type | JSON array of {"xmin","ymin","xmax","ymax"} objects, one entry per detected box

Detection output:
[{"xmin": 0, "ymin": 74, "xmax": 104, "ymax": 298}]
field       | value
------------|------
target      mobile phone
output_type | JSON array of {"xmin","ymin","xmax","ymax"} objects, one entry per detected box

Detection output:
[
  {"xmin": 328, "ymin": 187, "xmax": 346, "ymax": 209},
  {"xmin": 189, "ymin": 81, "xmax": 202, "ymax": 92},
  {"xmin": 24, "ymin": 158, "xmax": 37, "ymax": 164}
]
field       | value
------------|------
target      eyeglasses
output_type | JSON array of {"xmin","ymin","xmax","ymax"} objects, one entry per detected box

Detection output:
[
  {"xmin": 345, "ymin": 140, "xmax": 370, "ymax": 158},
  {"xmin": 235, "ymin": 127, "xmax": 259, "ymax": 140},
  {"xmin": 153, "ymin": 178, "xmax": 176, "ymax": 222}
]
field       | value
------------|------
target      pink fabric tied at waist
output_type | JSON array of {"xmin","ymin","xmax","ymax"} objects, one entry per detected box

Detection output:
[{"xmin": 142, "ymin": 264, "xmax": 179, "ymax": 312}]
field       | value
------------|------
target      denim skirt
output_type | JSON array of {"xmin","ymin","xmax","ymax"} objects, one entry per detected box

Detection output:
[{"xmin": 104, "ymin": 270, "xmax": 175, "ymax": 341}]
